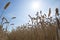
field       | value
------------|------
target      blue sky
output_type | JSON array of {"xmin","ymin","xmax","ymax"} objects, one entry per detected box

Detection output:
[{"xmin": 0, "ymin": 0, "xmax": 60, "ymax": 31}]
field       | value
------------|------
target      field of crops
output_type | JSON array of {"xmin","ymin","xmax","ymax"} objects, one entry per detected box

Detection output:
[{"xmin": 0, "ymin": 8, "xmax": 60, "ymax": 40}]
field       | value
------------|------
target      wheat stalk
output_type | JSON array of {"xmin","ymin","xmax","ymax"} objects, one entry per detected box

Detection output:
[
  {"xmin": 4, "ymin": 2, "xmax": 10, "ymax": 10},
  {"xmin": 55, "ymin": 8, "xmax": 59, "ymax": 16},
  {"xmin": 48, "ymin": 8, "xmax": 51, "ymax": 17}
]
